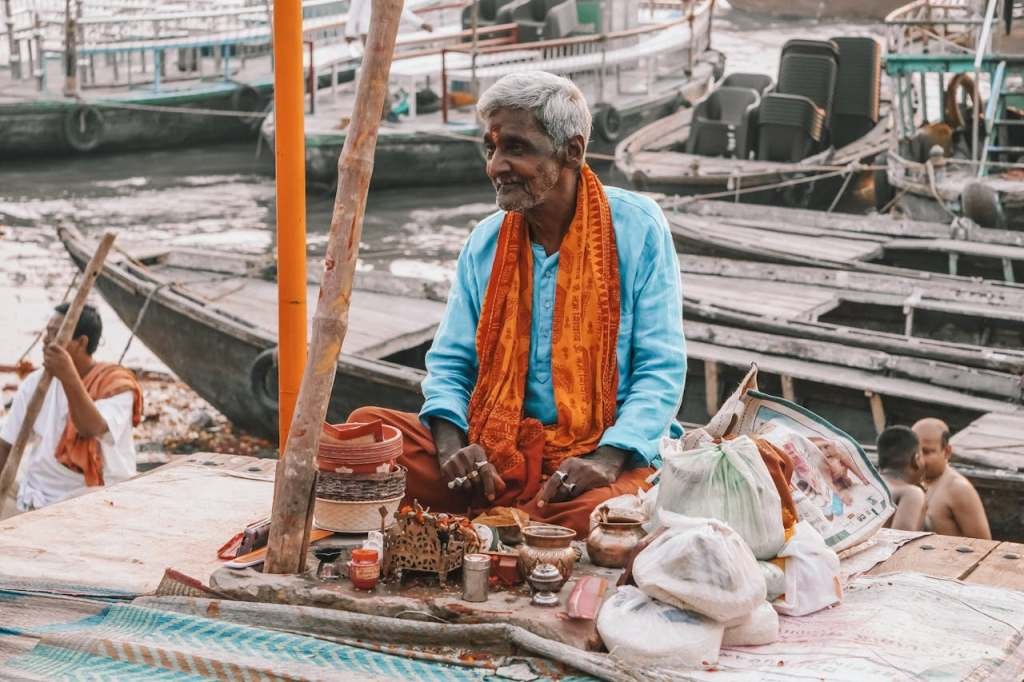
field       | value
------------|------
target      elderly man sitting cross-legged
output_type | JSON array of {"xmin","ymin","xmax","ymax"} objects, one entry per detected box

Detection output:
[{"xmin": 350, "ymin": 71, "xmax": 686, "ymax": 535}]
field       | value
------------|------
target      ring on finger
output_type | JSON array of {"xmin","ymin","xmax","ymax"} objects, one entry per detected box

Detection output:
[
  {"xmin": 467, "ymin": 470, "xmax": 479, "ymax": 481},
  {"xmin": 474, "ymin": 460, "xmax": 490, "ymax": 471},
  {"xmin": 447, "ymin": 476, "xmax": 467, "ymax": 489},
  {"xmin": 559, "ymin": 480, "xmax": 576, "ymax": 494},
  {"xmin": 554, "ymin": 470, "xmax": 568, "ymax": 482}
]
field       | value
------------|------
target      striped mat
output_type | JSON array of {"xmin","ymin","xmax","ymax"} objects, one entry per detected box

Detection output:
[{"xmin": 0, "ymin": 590, "xmax": 588, "ymax": 681}]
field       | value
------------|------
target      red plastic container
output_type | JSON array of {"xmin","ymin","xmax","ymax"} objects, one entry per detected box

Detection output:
[
  {"xmin": 348, "ymin": 548, "xmax": 380, "ymax": 590},
  {"xmin": 317, "ymin": 420, "xmax": 403, "ymax": 474}
]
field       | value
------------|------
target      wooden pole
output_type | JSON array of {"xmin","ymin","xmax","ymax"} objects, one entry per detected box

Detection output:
[
  {"xmin": 0, "ymin": 232, "xmax": 116, "ymax": 497},
  {"xmin": 63, "ymin": 0, "xmax": 78, "ymax": 96},
  {"xmin": 272, "ymin": 0, "xmax": 308, "ymax": 449},
  {"xmin": 263, "ymin": 0, "xmax": 405, "ymax": 575}
]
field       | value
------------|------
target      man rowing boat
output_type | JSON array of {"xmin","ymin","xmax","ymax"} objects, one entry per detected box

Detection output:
[
  {"xmin": 0, "ymin": 304, "xmax": 143, "ymax": 518},
  {"xmin": 350, "ymin": 71, "xmax": 686, "ymax": 534}
]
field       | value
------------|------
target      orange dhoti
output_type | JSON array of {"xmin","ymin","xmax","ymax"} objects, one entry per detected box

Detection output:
[{"xmin": 349, "ymin": 406, "xmax": 655, "ymax": 536}]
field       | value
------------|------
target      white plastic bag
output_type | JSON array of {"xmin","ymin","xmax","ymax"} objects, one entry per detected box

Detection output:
[
  {"xmin": 772, "ymin": 521, "xmax": 843, "ymax": 616},
  {"xmin": 597, "ymin": 586, "xmax": 724, "ymax": 667},
  {"xmin": 758, "ymin": 561, "xmax": 786, "ymax": 601},
  {"xmin": 723, "ymin": 602, "xmax": 779, "ymax": 646},
  {"xmin": 633, "ymin": 511, "xmax": 767, "ymax": 622},
  {"xmin": 655, "ymin": 435, "xmax": 785, "ymax": 559}
]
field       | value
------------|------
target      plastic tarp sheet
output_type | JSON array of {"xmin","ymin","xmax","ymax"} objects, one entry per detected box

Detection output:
[{"xmin": 702, "ymin": 572, "xmax": 1024, "ymax": 681}]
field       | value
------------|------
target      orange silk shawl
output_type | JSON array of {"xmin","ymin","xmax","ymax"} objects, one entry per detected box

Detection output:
[
  {"xmin": 54, "ymin": 363, "xmax": 144, "ymax": 486},
  {"xmin": 467, "ymin": 165, "xmax": 620, "ymax": 505}
]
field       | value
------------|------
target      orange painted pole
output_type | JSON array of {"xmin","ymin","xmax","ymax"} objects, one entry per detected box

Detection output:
[{"xmin": 273, "ymin": 0, "xmax": 308, "ymax": 449}]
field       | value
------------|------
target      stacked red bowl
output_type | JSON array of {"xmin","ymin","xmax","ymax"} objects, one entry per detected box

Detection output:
[{"xmin": 317, "ymin": 420, "xmax": 402, "ymax": 475}]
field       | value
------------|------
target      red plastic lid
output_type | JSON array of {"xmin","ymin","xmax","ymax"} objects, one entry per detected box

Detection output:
[{"xmin": 351, "ymin": 548, "xmax": 379, "ymax": 562}]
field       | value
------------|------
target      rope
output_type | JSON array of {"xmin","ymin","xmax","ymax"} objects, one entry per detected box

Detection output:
[
  {"xmin": 827, "ymin": 167, "xmax": 857, "ymax": 213},
  {"xmin": 663, "ymin": 164, "xmax": 878, "ymax": 208},
  {"xmin": 118, "ymin": 282, "xmax": 169, "ymax": 365}
]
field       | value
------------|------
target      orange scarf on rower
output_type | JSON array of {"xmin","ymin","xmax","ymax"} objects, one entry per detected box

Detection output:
[
  {"xmin": 54, "ymin": 363, "xmax": 144, "ymax": 486},
  {"xmin": 468, "ymin": 165, "xmax": 620, "ymax": 505}
]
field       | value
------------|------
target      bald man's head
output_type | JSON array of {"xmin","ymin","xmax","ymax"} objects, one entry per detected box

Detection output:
[{"xmin": 913, "ymin": 418, "xmax": 951, "ymax": 481}]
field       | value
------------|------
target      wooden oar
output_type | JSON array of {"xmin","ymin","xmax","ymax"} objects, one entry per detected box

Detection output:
[
  {"xmin": 263, "ymin": 0, "xmax": 406, "ymax": 574},
  {"xmin": 0, "ymin": 232, "xmax": 117, "ymax": 496}
]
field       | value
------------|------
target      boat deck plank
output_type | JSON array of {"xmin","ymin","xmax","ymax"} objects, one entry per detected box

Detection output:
[
  {"xmin": 155, "ymin": 266, "xmax": 447, "ymax": 357},
  {"xmin": 672, "ymin": 217, "xmax": 883, "ymax": 262},
  {"xmin": 683, "ymin": 273, "xmax": 835, "ymax": 319},
  {"xmin": 964, "ymin": 542, "xmax": 1024, "ymax": 590},
  {"xmin": 868, "ymin": 534, "xmax": 1000, "ymax": 580},
  {"xmin": 951, "ymin": 413, "xmax": 1024, "ymax": 471}
]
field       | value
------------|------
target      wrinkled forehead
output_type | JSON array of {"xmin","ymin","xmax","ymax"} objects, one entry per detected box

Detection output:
[{"xmin": 483, "ymin": 107, "xmax": 548, "ymax": 141}]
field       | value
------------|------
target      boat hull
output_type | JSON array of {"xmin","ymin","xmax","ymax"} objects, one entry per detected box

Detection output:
[
  {"xmin": 727, "ymin": 0, "xmax": 907, "ymax": 20},
  {"xmin": 0, "ymin": 84, "xmax": 273, "ymax": 158},
  {"xmin": 296, "ymin": 88, "xmax": 695, "ymax": 189}
]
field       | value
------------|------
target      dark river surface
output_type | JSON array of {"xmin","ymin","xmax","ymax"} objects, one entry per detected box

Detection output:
[{"xmin": 0, "ymin": 3, "xmax": 877, "ymax": 373}]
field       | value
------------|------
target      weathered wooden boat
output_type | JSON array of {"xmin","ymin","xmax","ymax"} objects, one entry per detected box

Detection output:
[
  {"xmin": 615, "ymin": 35, "xmax": 889, "ymax": 208},
  {"xmin": 681, "ymin": 255, "xmax": 1024, "ymax": 374},
  {"xmin": 0, "ymin": 0, "xmax": 461, "ymax": 157},
  {"xmin": 61, "ymin": 226, "xmax": 1023, "ymax": 449},
  {"xmin": 879, "ymin": 0, "xmax": 1024, "ymax": 228},
  {"xmin": 263, "ymin": 0, "xmax": 723, "ymax": 189},
  {"xmin": 727, "ymin": 0, "xmax": 908, "ymax": 20},
  {"xmin": 667, "ymin": 199, "xmax": 1024, "ymax": 284}
]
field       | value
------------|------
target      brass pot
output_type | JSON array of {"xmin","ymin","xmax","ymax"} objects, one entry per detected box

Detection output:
[
  {"xmin": 518, "ymin": 524, "xmax": 577, "ymax": 584},
  {"xmin": 586, "ymin": 508, "xmax": 646, "ymax": 569}
]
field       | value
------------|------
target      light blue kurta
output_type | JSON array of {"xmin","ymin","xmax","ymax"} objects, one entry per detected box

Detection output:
[{"xmin": 419, "ymin": 186, "xmax": 686, "ymax": 468}]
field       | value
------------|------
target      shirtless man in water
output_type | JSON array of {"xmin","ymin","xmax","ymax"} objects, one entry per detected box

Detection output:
[
  {"xmin": 876, "ymin": 425, "xmax": 925, "ymax": 531},
  {"xmin": 912, "ymin": 418, "xmax": 991, "ymax": 539}
]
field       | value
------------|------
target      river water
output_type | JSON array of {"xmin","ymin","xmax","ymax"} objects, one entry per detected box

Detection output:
[{"xmin": 0, "ymin": 3, "xmax": 879, "ymax": 375}]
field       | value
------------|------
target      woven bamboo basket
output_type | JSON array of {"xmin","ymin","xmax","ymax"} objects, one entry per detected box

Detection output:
[
  {"xmin": 314, "ymin": 495, "xmax": 404, "ymax": 534},
  {"xmin": 316, "ymin": 465, "xmax": 407, "ymax": 502}
]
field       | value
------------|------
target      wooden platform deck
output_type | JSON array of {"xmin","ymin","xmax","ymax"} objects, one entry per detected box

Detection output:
[
  {"xmin": 870, "ymin": 534, "xmax": 1024, "ymax": 591},
  {"xmin": 951, "ymin": 412, "xmax": 1024, "ymax": 472}
]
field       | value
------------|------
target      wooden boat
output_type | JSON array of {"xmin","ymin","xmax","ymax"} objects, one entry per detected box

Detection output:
[
  {"xmin": 667, "ymin": 199, "xmax": 1024, "ymax": 284},
  {"xmin": 681, "ymin": 255, "xmax": 1024, "ymax": 374},
  {"xmin": 615, "ymin": 34, "xmax": 889, "ymax": 208},
  {"xmin": 726, "ymin": 0, "xmax": 908, "ymax": 20},
  {"xmin": 61, "ymin": 226, "xmax": 1023, "ymax": 449},
  {"xmin": 0, "ymin": 0, "xmax": 462, "ymax": 157},
  {"xmin": 263, "ymin": 1, "xmax": 722, "ymax": 189},
  {"xmin": 879, "ymin": 0, "xmax": 1024, "ymax": 228}
]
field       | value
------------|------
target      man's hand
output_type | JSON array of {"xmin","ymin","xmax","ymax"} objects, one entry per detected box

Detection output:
[
  {"xmin": 535, "ymin": 445, "xmax": 628, "ymax": 508},
  {"xmin": 43, "ymin": 344, "xmax": 77, "ymax": 384},
  {"xmin": 439, "ymin": 443, "xmax": 501, "ymax": 502}
]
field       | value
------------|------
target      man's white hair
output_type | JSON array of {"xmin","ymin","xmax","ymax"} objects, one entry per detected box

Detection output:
[{"xmin": 477, "ymin": 71, "xmax": 591, "ymax": 149}]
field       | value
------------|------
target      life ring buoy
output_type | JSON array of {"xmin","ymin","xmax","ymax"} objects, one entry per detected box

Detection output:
[
  {"xmin": 63, "ymin": 105, "xmax": 105, "ymax": 153},
  {"xmin": 594, "ymin": 104, "xmax": 622, "ymax": 144},
  {"xmin": 232, "ymin": 84, "xmax": 262, "ymax": 113},
  {"xmin": 249, "ymin": 346, "xmax": 279, "ymax": 417},
  {"xmin": 943, "ymin": 73, "xmax": 980, "ymax": 131}
]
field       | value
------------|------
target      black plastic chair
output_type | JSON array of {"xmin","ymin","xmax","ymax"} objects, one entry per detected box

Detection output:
[
  {"xmin": 542, "ymin": 0, "xmax": 578, "ymax": 39},
  {"xmin": 686, "ymin": 86, "xmax": 761, "ymax": 159},
  {"xmin": 722, "ymin": 73, "xmax": 775, "ymax": 96},
  {"xmin": 511, "ymin": 0, "xmax": 559, "ymax": 41},
  {"xmin": 757, "ymin": 93, "xmax": 825, "ymax": 162},
  {"xmin": 830, "ymin": 36, "xmax": 882, "ymax": 148},
  {"xmin": 461, "ymin": 0, "xmax": 516, "ymax": 29},
  {"xmin": 781, "ymin": 38, "xmax": 840, "ymax": 63}
]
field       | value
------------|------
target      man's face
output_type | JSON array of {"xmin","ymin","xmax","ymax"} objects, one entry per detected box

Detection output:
[
  {"xmin": 904, "ymin": 450, "xmax": 925, "ymax": 485},
  {"xmin": 483, "ymin": 108, "xmax": 563, "ymax": 212},
  {"xmin": 915, "ymin": 429, "xmax": 950, "ymax": 480},
  {"xmin": 43, "ymin": 314, "xmax": 62, "ymax": 348}
]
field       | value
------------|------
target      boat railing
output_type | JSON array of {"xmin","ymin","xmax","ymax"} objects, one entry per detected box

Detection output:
[{"xmin": 438, "ymin": 0, "xmax": 711, "ymax": 122}]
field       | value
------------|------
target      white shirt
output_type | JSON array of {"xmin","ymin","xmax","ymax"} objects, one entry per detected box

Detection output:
[
  {"xmin": 345, "ymin": 0, "xmax": 427, "ymax": 39},
  {"xmin": 0, "ymin": 368, "xmax": 137, "ymax": 511}
]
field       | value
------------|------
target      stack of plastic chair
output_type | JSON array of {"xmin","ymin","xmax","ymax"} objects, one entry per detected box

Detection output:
[
  {"xmin": 461, "ymin": 0, "xmax": 516, "ymax": 29},
  {"xmin": 686, "ymin": 86, "xmax": 761, "ymax": 159},
  {"xmin": 511, "ymin": 0, "xmax": 560, "ymax": 41},
  {"xmin": 542, "ymin": 0, "xmax": 578, "ymax": 39},
  {"xmin": 829, "ymin": 36, "xmax": 882, "ymax": 148},
  {"xmin": 778, "ymin": 39, "xmax": 839, "ymax": 123},
  {"xmin": 756, "ymin": 93, "xmax": 825, "ymax": 162},
  {"xmin": 722, "ymin": 73, "xmax": 775, "ymax": 97}
]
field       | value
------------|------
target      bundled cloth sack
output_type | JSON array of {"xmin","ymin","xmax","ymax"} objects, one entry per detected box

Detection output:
[
  {"xmin": 772, "ymin": 520, "xmax": 843, "ymax": 616},
  {"xmin": 597, "ymin": 586, "xmax": 724, "ymax": 667},
  {"xmin": 758, "ymin": 560, "xmax": 786, "ymax": 601},
  {"xmin": 722, "ymin": 601, "xmax": 780, "ymax": 646},
  {"xmin": 655, "ymin": 436, "xmax": 785, "ymax": 559},
  {"xmin": 632, "ymin": 511, "xmax": 767, "ymax": 623}
]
